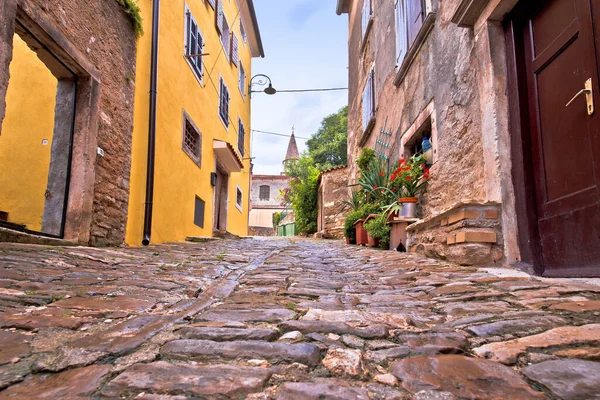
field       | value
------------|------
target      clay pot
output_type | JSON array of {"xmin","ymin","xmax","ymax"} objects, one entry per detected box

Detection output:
[
  {"xmin": 345, "ymin": 236, "xmax": 356, "ymax": 245},
  {"xmin": 354, "ymin": 219, "xmax": 368, "ymax": 246},
  {"xmin": 398, "ymin": 197, "xmax": 418, "ymax": 203},
  {"xmin": 367, "ymin": 235, "xmax": 380, "ymax": 248}
]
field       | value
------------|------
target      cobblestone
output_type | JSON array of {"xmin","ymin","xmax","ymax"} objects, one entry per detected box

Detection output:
[{"xmin": 0, "ymin": 238, "xmax": 599, "ymax": 398}]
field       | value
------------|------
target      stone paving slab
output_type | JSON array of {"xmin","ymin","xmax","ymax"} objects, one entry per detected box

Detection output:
[{"xmin": 0, "ymin": 238, "xmax": 600, "ymax": 398}]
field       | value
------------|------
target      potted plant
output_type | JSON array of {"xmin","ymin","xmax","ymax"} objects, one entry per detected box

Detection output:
[
  {"xmin": 364, "ymin": 214, "xmax": 391, "ymax": 249},
  {"xmin": 344, "ymin": 209, "xmax": 363, "ymax": 244},
  {"xmin": 388, "ymin": 154, "xmax": 430, "ymax": 218}
]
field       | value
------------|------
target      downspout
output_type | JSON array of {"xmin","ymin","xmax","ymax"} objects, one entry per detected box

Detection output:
[{"xmin": 142, "ymin": 0, "xmax": 160, "ymax": 246}]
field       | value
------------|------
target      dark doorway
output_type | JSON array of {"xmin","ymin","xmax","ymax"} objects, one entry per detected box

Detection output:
[
  {"xmin": 507, "ymin": 0, "xmax": 600, "ymax": 277},
  {"xmin": 213, "ymin": 164, "xmax": 229, "ymax": 232}
]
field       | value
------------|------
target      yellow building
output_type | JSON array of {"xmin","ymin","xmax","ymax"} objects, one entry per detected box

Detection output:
[{"xmin": 126, "ymin": 0, "xmax": 264, "ymax": 244}]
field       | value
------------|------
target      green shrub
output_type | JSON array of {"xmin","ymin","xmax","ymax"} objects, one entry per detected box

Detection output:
[
  {"xmin": 344, "ymin": 209, "xmax": 363, "ymax": 241},
  {"xmin": 364, "ymin": 214, "xmax": 391, "ymax": 249},
  {"xmin": 272, "ymin": 212, "xmax": 282, "ymax": 228},
  {"xmin": 357, "ymin": 148, "xmax": 376, "ymax": 172},
  {"xmin": 116, "ymin": 0, "xmax": 144, "ymax": 38}
]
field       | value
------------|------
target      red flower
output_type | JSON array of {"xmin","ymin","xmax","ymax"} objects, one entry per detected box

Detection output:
[
  {"xmin": 373, "ymin": 185, "xmax": 378, "ymax": 190},
  {"xmin": 392, "ymin": 188, "xmax": 397, "ymax": 193},
  {"xmin": 398, "ymin": 159, "xmax": 405, "ymax": 166},
  {"xmin": 406, "ymin": 176, "xmax": 411, "ymax": 181},
  {"xmin": 423, "ymin": 168, "xmax": 430, "ymax": 179},
  {"xmin": 379, "ymin": 171, "xmax": 384, "ymax": 177}
]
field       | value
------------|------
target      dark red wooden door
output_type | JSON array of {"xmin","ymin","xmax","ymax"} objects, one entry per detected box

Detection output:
[{"xmin": 521, "ymin": 0, "xmax": 600, "ymax": 277}]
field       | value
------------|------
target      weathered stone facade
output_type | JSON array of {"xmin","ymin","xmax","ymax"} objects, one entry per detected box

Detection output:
[
  {"xmin": 249, "ymin": 175, "xmax": 290, "ymax": 231},
  {"xmin": 317, "ymin": 166, "xmax": 349, "ymax": 239},
  {"xmin": 338, "ymin": 0, "xmax": 524, "ymax": 268},
  {"xmin": 0, "ymin": 0, "xmax": 137, "ymax": 246}
]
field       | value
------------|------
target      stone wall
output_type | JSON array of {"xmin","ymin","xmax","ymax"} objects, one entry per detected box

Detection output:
[
  {"xmin": 251, "ymin": 175, "xmax": 290, "ymax": 208},
  {"xmin": 343, "ymin": 0, "xmax": 519, "ymax": 263},
  {"xmin": 406, "ymin": 201, "xmax": 503, "ymax": 266},
  {"xmin": 248, "ymin": 226, "xmax": 276, "ymax": 237},
  {"xmin": 318, "ymin": 166, "xmax": 349, "ymax": 239},
  {"xmin": 0, "ymin": 0, "xmax": 137, "ymax": 246}
]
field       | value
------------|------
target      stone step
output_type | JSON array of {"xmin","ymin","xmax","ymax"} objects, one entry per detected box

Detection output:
[
  {"xmin": 178, "ymin": 326, "xmax": 280, "ymax": 341},
  {"xmin": 161, "ymin": 339, "xmax": 321, "ymax": 366},
  {"xmin": 280, "ymin": 320, "xmax": 388, "ymax": 339},
  {"xmin": 101, "ymin": 361, "xmax": 271, "ymax": 398}
]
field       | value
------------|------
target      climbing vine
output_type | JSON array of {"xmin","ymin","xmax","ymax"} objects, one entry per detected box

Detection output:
[{"xmin": 116, "ymin": 0, "xmax": 144, "ymax": 38}]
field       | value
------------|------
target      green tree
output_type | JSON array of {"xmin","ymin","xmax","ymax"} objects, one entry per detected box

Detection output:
[
  {"xmin": 306, "ymin": 106, "xmax": 348, "ymax": 169},
  {"xmin": 284, "ymin": 155, "xmax": 320, "ymax": 235}
]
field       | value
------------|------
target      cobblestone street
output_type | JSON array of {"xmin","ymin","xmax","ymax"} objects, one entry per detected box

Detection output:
[{"xmin": 0, "ymin": 238, "xmax": 599, "ymax": 399}]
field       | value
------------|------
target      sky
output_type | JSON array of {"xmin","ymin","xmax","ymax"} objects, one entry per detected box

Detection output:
[{"xmin": 250, "ymin": 0, "xmax": 348, "ymax": 175}]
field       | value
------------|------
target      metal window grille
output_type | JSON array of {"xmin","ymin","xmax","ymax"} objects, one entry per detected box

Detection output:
[
  {"xmin": 236, "ymin": 188, "xmax": 243, "ymax": 207},
  {"xmin": 184, "ymin": 119, "xmax": 201, "ymax": 164}
]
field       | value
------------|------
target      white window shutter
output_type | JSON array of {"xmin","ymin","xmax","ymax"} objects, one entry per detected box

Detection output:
[
  {"xmin": 207, "ymin": 0, "xmax": 216, "ymax": 9},
  {"xmin": 216, "ymin": 0, "xmax": 224, "ymax": 33},
  {"xmin": 231, "ymin": 33, "xmax": 239, "ymax": 67},
  {"xmin": 396, "ymin": 0, "xmax": 407, "ymax": 65}
]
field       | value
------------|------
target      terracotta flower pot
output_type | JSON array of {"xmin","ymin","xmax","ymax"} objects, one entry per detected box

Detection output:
[
  {"xmin": 398, "ymin": 197, "xmax": 418, "ymax": 203},
  {"xmin": 354, "ymin": 219, "xmax": 368, "ymax": 246},
  {"xmin": 367, "ymin": 235, "xmax": 380, "ymax": 248},
  {"xmin": 345, "ymin": 236, "xmax": 356, "ymax": 245}
]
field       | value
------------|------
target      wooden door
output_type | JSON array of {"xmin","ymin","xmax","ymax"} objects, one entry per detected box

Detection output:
[
  {"xmin": 515, "ymin": 0, "xmax": 600, "ymax": 276},
  {"xmin": 213, "ymin": 166, "xmax": 228, "ymax": 232}
]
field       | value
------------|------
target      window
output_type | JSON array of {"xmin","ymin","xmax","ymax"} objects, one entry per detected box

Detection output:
[
  {"xmin": 236, "ymin": 186, "xmax": 243, "ymax": 211},
  {"xmin": 230, "ymin": 33, "xmax": 239, "ymax": 66},
  {"xmin": 194, "ymin": 197, "xmax": 205, "ymax": 228},
  {"xmin": 362, "ymin": 69, "xmax": 375, "ymax": 134},
  {"xmin": 182, "ymin": 114, "xmax": 202, "ymax": 166},
  {"xmin": 240, "ymin": 20, "xmax": 247, "ymax": 44},
  {"xmin": 219, "ymin": 16, "xmax": 231, "ymax": 61},
  {"xmin": 259, "ymin": 185, "xmax": 270, "ymax": 201},
  {"xmin": 238, "ymin": 118, "xmax": 245, "ymax": 156},
  {"xmin": 219, "ymin": 77, "xmax": 230, "ymax": 127},
  {"xmin": 185, "ymin": 8, "xmax": 204, "ymax": 82},
  {"xmin": 207, "ymin": 0, "xmax": 215, "ymax": 9},
  {"xmin": 239, "ymin": 63, "xmax": 246, "ymax": 96},
  {"xmin": 361, "ymin": 0, "xmax": 373, "ymax": 39},
  {"xmin": 395, "ymin": 0, "xmax": 425, "ymax": 66}
]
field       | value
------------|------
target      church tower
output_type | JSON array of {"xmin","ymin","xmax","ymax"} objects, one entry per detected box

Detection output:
[{"xmin": 283, "ymin": 127, "xmax": 300, "ymax": 171}]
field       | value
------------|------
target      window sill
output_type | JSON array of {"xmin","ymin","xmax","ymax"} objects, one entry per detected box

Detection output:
[
  {"xmin": 359, "ymin": 16, "xmax": 374, "ymax": 55},
  {"xmin": 394, "ymin": 12, "xmax": 436, "ymax": 87},
  {"xmin": 359, "ymin": 116, "xmax": 376, "ymax": 147},
  {"xmin": 184, "ymin": 55, "xmax": 203, "ymax": 86},
  {"xmin": 451, "ymin": 0, "xmax": 490, "ymax": 28},
  {"xmin": 182, "ymin": 147, "xmax": 201, "ymax": 168}
]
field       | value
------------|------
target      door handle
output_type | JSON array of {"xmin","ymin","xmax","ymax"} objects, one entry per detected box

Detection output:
[{"xmin": 566, "ymin": 78, "xmax": 594, "ymax": 116}]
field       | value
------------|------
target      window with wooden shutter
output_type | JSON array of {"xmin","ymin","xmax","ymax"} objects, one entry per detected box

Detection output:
[
  {"xmin": 215, "ymin": 0, "xmax": 224, "ymax": 33},
  {"xmin": 219, "ymin": 77, "xmax": 230, "ymax": 127},
  {"xmin": 238, "ymin": 118, "xmax": 245, "ymax": 156},
  {"xmin": 259, "ymin": 185, "xmax": 270, "ymax": 201},
  {"xmin": 185, "ymin": 9, "xmax": 204, "ymax": 81},
  {"xmin": 395, "ymin": 0, "xmax": 407, "ymax": 65},
  {"xmin": 220, "ymin": 16, "xmax": 230, "ymax": 61},
  {"xmin": 230, "ymin": 33, "xmax": 239, "ymax": 67},
  {"xmin": 361, "ymin": 0, "xmax": 373, "ymax": 39},
  {"xmin": 406, "ymin": 0, "xmax": 424, "ymax": 47},
  {"xmin": 362, "ymin": 69, "xmax": 375, "ymax": 133},
  {"xmin": 207, "ymin": 0, "xmax": 215, "ymax": 10},
  {"xmin": 239, "ymin": 63, "xmax": 246, "ymax": 96}
]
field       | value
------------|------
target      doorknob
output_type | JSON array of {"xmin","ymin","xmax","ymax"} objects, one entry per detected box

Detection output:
[{"xmin": 566, "ymin": 78, "xmax": 594, "ymax": 116}]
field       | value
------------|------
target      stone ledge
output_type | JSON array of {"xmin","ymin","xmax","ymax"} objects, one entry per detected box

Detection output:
[
  {"xmin": 0, "ymin": 227, "xmax": 78, "ymax": 246},
  {"xmin": 406, "ymin": 200, "xmax": 501, "ymax": 232}
]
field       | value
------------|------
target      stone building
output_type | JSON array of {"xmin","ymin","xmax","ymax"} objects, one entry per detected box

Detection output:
[
  {"xmin": 0, "ymin": 0, "xmax": 138, "ymax": 246},
  {"xmin": 336, "ymin": 0, "xmax": 600, "ymax": 277},
  {"xmin": 317, "ymin": 165, "xmax": 349, "ymax": 239},
  {"xmin": 248, "ymin": 132, "xmax": 298, "ymax": 235}
]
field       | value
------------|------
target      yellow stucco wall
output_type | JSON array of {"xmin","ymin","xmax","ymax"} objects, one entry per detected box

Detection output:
[
  {"xmin": 0, "ymin": 34, "xmax": 58, "ymax": 231},
  {"xmin": 126, "ymin": 0, "xmax": 253, "ymax": 244}
]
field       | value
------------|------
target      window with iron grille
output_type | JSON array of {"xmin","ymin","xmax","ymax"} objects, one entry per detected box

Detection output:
[
  {"xmin": 185, "ymin": 8, "xmax": 204, "ymax": 82},
  {"xmin": 259, "ymin": 185, "xmax": 270, "ymax": 201},
  {"xmin": 182, "ymin": 113, "xmax": 201, "ymax": 166},
  {"xmin": 236, "ymin": 186, "xmax": 243, "ymax": 211},
  {"xmin": 362, "ymin": 69, "xmax": 375, "ymax": 134},
  {"xmin": 237, "ymin": 118, "xmax": 245, "ymax": 156},
  {"xmin": 219, "ymin": 77, "xmax": 230, "ymax": 127}
]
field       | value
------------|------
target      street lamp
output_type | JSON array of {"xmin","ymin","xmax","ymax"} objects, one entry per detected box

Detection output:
[{"xmin": 249, "ymin": 74, "xmax": 276, "ymax": 98}]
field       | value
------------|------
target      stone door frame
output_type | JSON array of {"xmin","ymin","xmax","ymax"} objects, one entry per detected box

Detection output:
[{"xmin": 0, "ymin": 0, "xmax": 101, "ymax": 244}]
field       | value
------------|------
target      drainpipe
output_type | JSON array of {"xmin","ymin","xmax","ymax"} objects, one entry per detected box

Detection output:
[{"xmin": 142, "ymin": 0, "xmax": 160, "ymax": 246}]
